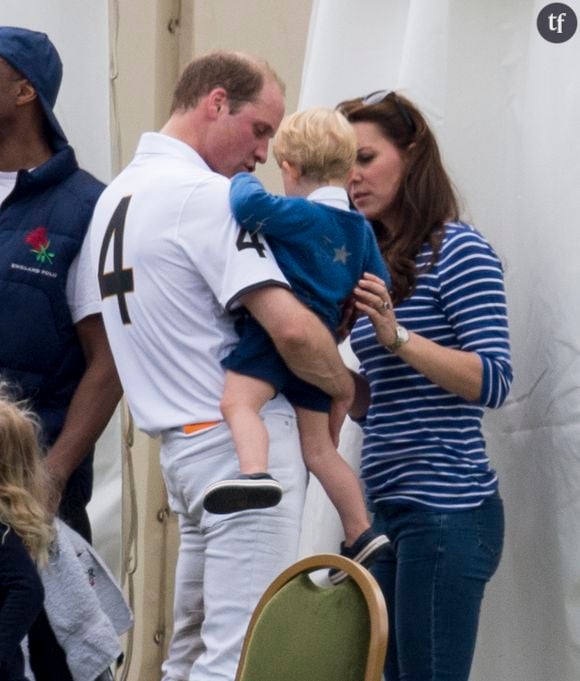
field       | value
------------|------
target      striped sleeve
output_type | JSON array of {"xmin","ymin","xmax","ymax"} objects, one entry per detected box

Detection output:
[{"xmin": 437, "ymin": 228, "xmax": 513, "ymax": 407}]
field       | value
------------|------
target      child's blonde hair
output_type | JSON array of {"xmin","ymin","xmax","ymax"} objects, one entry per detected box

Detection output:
[
  {"xmin": 273, "ymin": 107, "xmax": 357, "ymax": 183},
  {"xmin": 0, "ymin": 386, "xmax": 54, "ymax": 565}
]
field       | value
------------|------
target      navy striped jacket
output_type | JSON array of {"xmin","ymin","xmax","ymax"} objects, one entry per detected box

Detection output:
[{"xmin": 351, "ymin": 222, "xmax": 512, "ymax": 510}]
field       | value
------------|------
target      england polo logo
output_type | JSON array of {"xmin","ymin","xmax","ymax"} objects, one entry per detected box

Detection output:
[{"xmin": 25, "ymin": 226, "xmax": 55, "ymax": 265}]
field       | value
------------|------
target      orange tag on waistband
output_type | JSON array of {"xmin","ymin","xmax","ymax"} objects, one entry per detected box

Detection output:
[{"xmin": 182, "ymin": 421, "xmax": 221, "ymax": 435}]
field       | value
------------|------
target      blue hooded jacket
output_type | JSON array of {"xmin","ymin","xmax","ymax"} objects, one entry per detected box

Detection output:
[{"xmin": 0, "ymin": 144, "xmax": 104, "ymax": 444}]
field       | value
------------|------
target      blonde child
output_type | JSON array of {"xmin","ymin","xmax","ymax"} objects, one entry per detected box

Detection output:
[
  {"xmin": 0, "ymin": 388, "xmax": 54, "ymax": 680},
  {"xmin": 203, "ymin": 108, "xmax": 390, "ymax": 581}
]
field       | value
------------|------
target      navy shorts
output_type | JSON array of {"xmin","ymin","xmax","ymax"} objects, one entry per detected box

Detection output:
[{"xmin": 221, "ymin": 316, "xmax": 331, "ymax": 413}]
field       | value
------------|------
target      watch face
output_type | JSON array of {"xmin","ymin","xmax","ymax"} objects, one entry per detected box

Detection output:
[
  {"xmin": 398, "ymin": 325, "xmax": 409, "ymax": 344},
  {"xmin": 388, "ymin": 325, "xmax": 409, "ymax": 351}
]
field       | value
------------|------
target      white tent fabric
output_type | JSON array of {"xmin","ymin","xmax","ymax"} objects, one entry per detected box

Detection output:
[
  {"xmin": 298, "ymin": 2, "xmax": 580, "ymax": 680},
  {"xmin": 1, "ymin": 1, "xmax": 121, "ymax": 576}
]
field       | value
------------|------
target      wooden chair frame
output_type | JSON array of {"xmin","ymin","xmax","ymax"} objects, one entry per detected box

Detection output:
[{"xmin": 235, "ymin": 553, "xmax": 388, "ymax": 681}]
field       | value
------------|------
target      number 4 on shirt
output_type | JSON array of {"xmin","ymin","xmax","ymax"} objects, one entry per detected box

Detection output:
[
  {"xmin": 98, "ymin": 195, "xmax": 134, "ymax": 325},
  {"xmin": 236, "ymin": 228, "xmax": 266, "ymax": 258}
]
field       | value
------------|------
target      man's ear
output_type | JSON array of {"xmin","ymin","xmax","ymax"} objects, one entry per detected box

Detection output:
[
  {"xmin": 15, "ymin": 79, "xmax": 38, "ymax": 107},
  {"xmin": 206, "ymin": 87, "xmax": 228, "ymax": 119}
]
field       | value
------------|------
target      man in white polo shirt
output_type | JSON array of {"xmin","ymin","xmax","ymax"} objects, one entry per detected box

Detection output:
[{"xmin": 90, "ymin": 51, "xmax": 354, "ymax": 681}]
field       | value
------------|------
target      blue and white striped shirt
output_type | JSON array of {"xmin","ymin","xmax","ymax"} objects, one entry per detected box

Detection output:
[{"xmin": 350, "ymin": 222, "xmax": 512, "ymax": 510}]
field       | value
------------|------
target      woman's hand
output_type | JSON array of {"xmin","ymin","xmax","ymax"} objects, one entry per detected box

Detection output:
[
  {"xmin": 353, "ymin": 272, "xmax": 398, "ymax": 348},
  {"xmin": 353, "ymin": 274, "xmax": 484, "ymax": 402}
]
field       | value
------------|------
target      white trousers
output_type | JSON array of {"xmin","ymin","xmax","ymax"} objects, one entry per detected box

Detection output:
[{"xmin": 159, "ymin": 398, "xmax": 307, "ymax": 681}]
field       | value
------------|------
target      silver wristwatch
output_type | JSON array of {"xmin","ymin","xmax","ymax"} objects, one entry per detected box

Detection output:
[{"xmin": 387, "ymin": 324, "xmax": 410, "ymax": 351}]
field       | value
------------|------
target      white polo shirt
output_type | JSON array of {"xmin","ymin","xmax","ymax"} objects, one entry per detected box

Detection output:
[{"xmin": 89, "ymin": 133, "xmax": 290, "ymax": 436}]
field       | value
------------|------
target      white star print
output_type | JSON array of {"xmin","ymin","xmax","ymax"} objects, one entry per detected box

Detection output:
[{"xmin": 333, "ymin": 245, "xmax": 351, "ymax": 264}]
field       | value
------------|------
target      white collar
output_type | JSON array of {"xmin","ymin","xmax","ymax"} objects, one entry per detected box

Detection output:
[
  {"xmin": 0, "ymin": 170, "xmax": 18, "ymax": 179},
  {"xmin": 307, "ymin": 185, "xmax": 349, "ymax": 210},
  {"xmin": 0, "ymin": 170, "xmax": 18, "ymax": 205},
  {"xmin": 136, "ymin": 132, "xmax": 211, "ymax": 171}
]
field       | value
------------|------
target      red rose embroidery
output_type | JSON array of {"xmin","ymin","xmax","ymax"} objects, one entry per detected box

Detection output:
[
  {"xmin": 25, "ymin": 226, "xmax": 48, "ymax": 249},
  {"xmin": 24, "ymin": 226, "xmax": 55, "ymax": 264}
]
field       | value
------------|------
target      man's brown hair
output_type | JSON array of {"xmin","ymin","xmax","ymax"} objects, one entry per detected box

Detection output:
[{"xmin": 171, "ymin": 50, "xmax": 285, "ymax": 115}]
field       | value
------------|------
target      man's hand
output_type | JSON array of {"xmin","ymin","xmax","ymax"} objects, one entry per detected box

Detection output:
[
  {"xmin": 44, "ymin": 458, "xmax": 68, "ymax": 517},
  {"xmin": 336, "ymin": 294, "xmax": 358, "ymax": 343},
  {"xmin": 329, "ymin": 393, "xmax": 353, "ymax": 447},
  {"xmin": 42, "ymin": 314, "xmax": 122, "ymax": 516},
  {"xmin": 328, "ymin": 370, "xmax": 355, "ymax": 446}
]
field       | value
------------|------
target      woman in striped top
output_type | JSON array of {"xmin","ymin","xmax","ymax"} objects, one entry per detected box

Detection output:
[{"xmin": 337, "ymin": 91, "xmax": 513, "ymax": 681}]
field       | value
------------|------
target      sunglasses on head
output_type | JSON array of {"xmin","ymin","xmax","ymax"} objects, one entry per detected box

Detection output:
[{"xmin": 361, "ymin": 89, "xmax": 416, "ymax": 135}]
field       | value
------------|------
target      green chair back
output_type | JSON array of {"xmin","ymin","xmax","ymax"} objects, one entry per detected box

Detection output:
[{"xmin": 235, "ymin": 553, "xmax": 388, "ymax": 681}]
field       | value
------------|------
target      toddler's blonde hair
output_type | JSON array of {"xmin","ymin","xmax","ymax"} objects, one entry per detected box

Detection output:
[
  {"xmin": 0, "ymin": 386, "xmax": 54, "ymax": 565},
  {"xmin": 273, "ymin": 107, "xmax": 356, "ymax": 183}
]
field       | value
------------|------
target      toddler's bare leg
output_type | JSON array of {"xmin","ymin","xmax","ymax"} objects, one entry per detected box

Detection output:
[
  {"xmin": 203, "ymin": 372, "xmax": 282, "ymax": 514},
  {"xmin": 296, "ymin": 406, "xmax": 370, "ymax": 545},
  {"xmin": 221, "ymin": 371, "xmax": 276, "ymax": 474},
  {"xmin": 296, "ymin": 406, "xmax": 389, "ymax": 583}
]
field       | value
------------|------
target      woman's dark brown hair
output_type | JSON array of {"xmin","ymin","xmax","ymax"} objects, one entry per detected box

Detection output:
[{"xmin": 338, "ymin": 93, "xmax": 459, "ymax": 304}]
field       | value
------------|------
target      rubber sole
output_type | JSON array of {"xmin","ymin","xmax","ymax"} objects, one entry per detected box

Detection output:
[
  {"xmin": 329, "ymin": 534, "xmax": 390, "ymax": 585},
  {"xmin": 203, "ymin": 478, "xmax": 283, "ymax": 514}
]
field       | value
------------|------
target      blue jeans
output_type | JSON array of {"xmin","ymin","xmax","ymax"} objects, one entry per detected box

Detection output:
[{"xmin": 371, "ymin": 493, "xmax": 504, "ymax": 681}]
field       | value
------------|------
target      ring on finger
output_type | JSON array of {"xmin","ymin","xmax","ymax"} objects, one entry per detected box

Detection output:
[{"xmin": 381, "ymin": 300, "xmax": 391, "ymax": 311}]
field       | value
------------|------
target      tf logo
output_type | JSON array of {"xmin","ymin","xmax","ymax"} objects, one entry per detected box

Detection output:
[{"xmin": 537, "ymin": 3, "xmax": 578, "ymax": 43}]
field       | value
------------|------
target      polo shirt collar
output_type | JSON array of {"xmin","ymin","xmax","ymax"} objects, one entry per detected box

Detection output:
[
  {"xmin": 136, "ymin": 132, "xmax": 211, "ymax": 170},
  {"xmin": 307, "ymin": 185, "xmax": 350, "ymax": 210}
]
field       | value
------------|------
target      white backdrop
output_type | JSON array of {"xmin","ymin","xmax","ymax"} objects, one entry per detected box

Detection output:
[
  {"xmin": 0, "ymin": 1, "xmax": 122, "ymax": 574},
  {"xmin": 4, "ymin": 2, "xmax": 580, "ymax": 677},
  {"xmin": 298, "ymin": 2, "xmax": 580, "ymax": 680}
]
